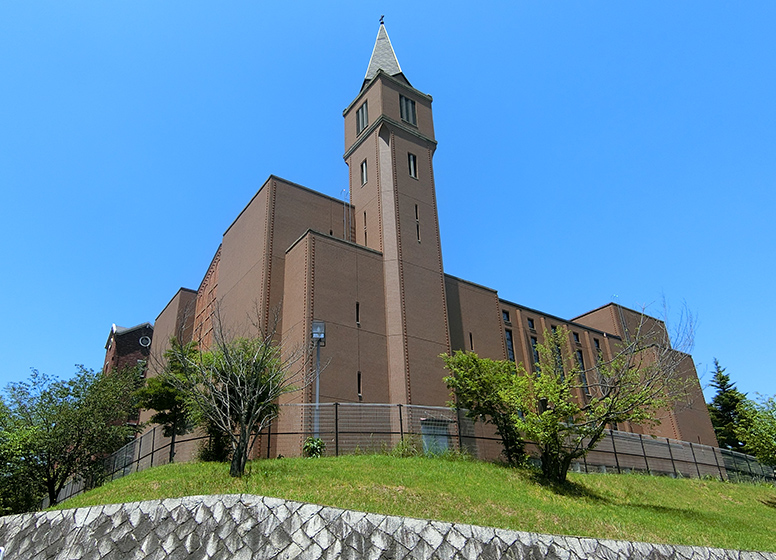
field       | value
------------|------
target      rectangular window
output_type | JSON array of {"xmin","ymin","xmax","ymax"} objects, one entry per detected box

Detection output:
[
  {"xmin": 357, "ymin": 371, "xmax": 362, "ymax": 400},
  {"xmin": 356, "ymin": 301, "xmax": 360, "ymax": 325},
  {"xmin": 363, "ymin": 211, "xmax": 367, "ymax": 245},
  {"xmin": 576, "ymin": 350, "xmax": 590, "ymax": 397},
  {"xmin": 573, "ymin": 332, "xmax": 580, "ymax": 344},
  {"xmin": 469, "ymin": 332, "xmax": 474, "ymax": 351},
  {"xmin": 502, "ymin": 310, "xmax": 510, "ymax": 323},
  {"xmin": 505, "ymin": 329, "xmax": 515, "ymax": 361},
  {"xmin": 531, "ymin": 336, "xmax": 539, "ymax": 368},
  {"xmin": 360, "ymin": 159, "xmax": 367, "ymax": 185},
  {"xmin": 593, "ymin": 338, "xmax": 601, "ymax": 362},
  {"xmin": 400, "ymin": 95, "xmax": 417, "ymax": 125},
  {"xmin": 527, "ymin": 318, "xmax": 535, "ymax": 331},
  {"xmin": 408, "ymin": 153, "xmax": 418, "ymax": 178},
  {"xmin": 356, "ymin": 101, "xmax": 368, "ymax": 135}
]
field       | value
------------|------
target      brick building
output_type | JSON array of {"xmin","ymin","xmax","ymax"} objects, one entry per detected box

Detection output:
[
  {"xmin": 103, "ymin": 322, "xmax": 153, "ymax": 375},
  {"xmin": 127, "ymin": 24, "xmax": 717, "ymax": 454}
]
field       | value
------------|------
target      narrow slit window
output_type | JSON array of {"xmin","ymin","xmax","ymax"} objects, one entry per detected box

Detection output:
[
  {"xmin": 356, "ymin": 302, "xmax": 360, "ymax": 325},
  {"xmin": 356, "ymin": 101, "xmax": 368, "ymax": 135},
  {"xmin": 363, "ymin": 211, "xmax": 367, "ymax": 245},
  {"xmin": 408, "ymin": 153, "xmax": 418, "ymax": 178},
  {"xmin": 469, "ymin": 332, "xmax": 474, "ymax": 351},
  {"xmin": 360, "ymin": 159, "xmax": 368, "ymax": 185},
  {"xmin": 415, "ymin": 204, "xmax": 420, "ymax": 242},
  {"xmin": 357, "ymin": 371, "xmax": 362, "ymax": 398}
]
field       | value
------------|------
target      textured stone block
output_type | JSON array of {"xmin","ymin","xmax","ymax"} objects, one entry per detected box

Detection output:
[{"xmin": 0, "ymin": 493, "xmax": 773, "ymax": 560}]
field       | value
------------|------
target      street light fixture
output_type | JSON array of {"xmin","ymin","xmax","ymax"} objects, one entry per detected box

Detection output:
[{"xmin": 311, "ymin": 320, "xmax": 326, "ymax": 438}]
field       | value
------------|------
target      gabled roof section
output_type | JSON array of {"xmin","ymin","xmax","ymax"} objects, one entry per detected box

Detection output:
[{"xmin": 363, "ymin": 23, "xmax": 410, "ymax": 89}]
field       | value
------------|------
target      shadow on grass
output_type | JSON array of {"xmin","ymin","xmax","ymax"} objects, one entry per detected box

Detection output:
[
  {"xmin": 523, "ymin": 470, "xmax": 609, "ymax": 502},
  {"xmin": 760, "ymin": 496, "xmax": 776, "ymax": 509}
]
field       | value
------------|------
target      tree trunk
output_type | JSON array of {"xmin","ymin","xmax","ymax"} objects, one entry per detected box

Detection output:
[
  {"xmin": 230, "ymin": 436, "xmax": 249, "ymax": 477},
  {"xmin": 48, "ymin": 481, "xmax": 58, "ymax": 507}
]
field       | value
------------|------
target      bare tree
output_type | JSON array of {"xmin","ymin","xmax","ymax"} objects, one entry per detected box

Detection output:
[{"xmin": 164, "ymin": 305, "xmax": 312, "ymax": 476}]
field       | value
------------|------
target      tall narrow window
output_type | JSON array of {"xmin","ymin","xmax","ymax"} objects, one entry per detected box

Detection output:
[
  {"xmin": 356, "ymin": 101, "xmax": 368, "ymax": 135},
  {"xmin": 415, "ymin": 204, "xmax": 421, "ymax": 242},
  {"xmin": 363, "ymin": 211, "xmax": 367, "ymax": 246},
  {"xmin": 576, "ymin": 350, "xmax": 590, "ymax": 397},
  {"xmin": 469, "ymin": 332, "xmax": 474, "ymax": 351},
  {"xmin": 505, "ymin": 329, "xmax": 515, "ymax": 361},
  {"xmin": 360, "ymin": 159, "xmax": 367, "ymax": 185},
  {"xmin": 356, "ymin": 301, "xmax": 360, "ymax": 325},
  {"xmin": 593, "ymin": 338, "xmax": 601, "ymax": 361},
  {"xmin": 408, "ymin": 153, "xmax": 418, "ymax": 178},
  {"xmin": 527, "ymin": 318, "xmax": 536, "ymax": 331},
  {"xmin": 502, "ymin": 310, "xmax": 510, "ymax": 323},
  {"xmin": 400, "ymin": 95, "xmax": 417, "ymax": 125},
  {"xmin": 357, "ymin": 371, "xmax": 362, "ymax": 399},
  {"xmin": 530, "ymin": 337, "xmax": 540, "ymax": 369}
]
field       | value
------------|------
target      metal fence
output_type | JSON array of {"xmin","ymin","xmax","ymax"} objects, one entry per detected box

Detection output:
[{"xmin": 48, "ymin": 402, "xmax": 774, "ymax": 506}]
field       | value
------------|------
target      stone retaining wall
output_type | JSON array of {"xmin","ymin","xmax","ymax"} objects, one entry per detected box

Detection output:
[{"xmin": 0, "ymin": 494, "xmax": 772, "ymax": 560}]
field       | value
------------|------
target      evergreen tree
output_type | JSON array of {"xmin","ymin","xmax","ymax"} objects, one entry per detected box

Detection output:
[{"xmin": 706, "ymin": 359, "xmax": 747, "ymax": 452}]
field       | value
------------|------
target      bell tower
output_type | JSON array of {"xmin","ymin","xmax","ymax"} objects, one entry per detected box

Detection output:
[{"xmin": 343, "ymin": 23, "xmax": 451, "ymax": 405}]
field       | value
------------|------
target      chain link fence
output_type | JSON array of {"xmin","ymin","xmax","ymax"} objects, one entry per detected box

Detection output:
[{"xmin": 47, "ymin": 402, "xmax": 774, "ymax": 507}]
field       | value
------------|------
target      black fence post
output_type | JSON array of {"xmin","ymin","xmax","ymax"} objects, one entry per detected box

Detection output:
[
  {"xmin": 639, "ymin": 434, "xmax": 651, "ymax": 475},
  {"xmin": 689, "ymin": 443, "xmax": 701, "ymax": 478},
  {"xmin": 456, "ymin": 408, "xmax": 463, "ymax": 452},
  {"xmin": 398, "ymin": 404, "xmax": 404, "ymax": 440},
  {"xmin": 266, "ymin": 420, "xmax": 272, "ymax": 459},
  {"xmin": 150, "ymin": 427, "xmax": 155, "ymax": 468},
  {"xmin": 712, "ymin": 447, "xmax": 725, "ymax": 481},
  {"xmin": 334, "ymin": 402, "xmax": 340, "ymax": 457},
  {"xmin": 666, "ymin": 438, "xmax": 677, "ymax": 477},
  {"xmin": 610, "ymin": 430, "xmax": 621, "ymax": 474},
  {"xmin": 745, "ymin": 454, "xmax": 755, "ymax": 479}
]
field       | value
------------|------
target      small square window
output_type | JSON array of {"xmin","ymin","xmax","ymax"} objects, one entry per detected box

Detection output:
[
  {"xmin": 408, "ymin": 153, "xmax": 418, "ymax": 178},
  {"xmin": 360, "ymin": 159, "xmax": 368, "ymax": 185},
  {"xmin": 400, "ymin": 95, "xmax": 417, "ymax": 125},
  {"xmin": 356, "ymin": 102, "xmax": 368, "ymax": 135}
]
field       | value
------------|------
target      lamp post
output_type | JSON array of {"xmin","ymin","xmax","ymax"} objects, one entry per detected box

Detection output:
[{"xmin": 311, "ymin": 320, "xmax": 326, "ymax": 438}]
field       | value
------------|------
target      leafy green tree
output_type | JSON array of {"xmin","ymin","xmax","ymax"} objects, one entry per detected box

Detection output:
[
  {"xmin": 0, "ymin": 400, "xmax": 42, "ymax": 514},
  {"xmin": 706, "ymin": 359, "xmax": 748, "ymax": 451},
  {"xmin": 444, "ymin": 320, "xmax": 693, "ymax": 484},
  {"xmin": 135, "ymin": 375, "xmax": 190, "ymax": 464},
  {"xmin": 1, "ymin": 366, "xmax": 141, "ymax": 508},
  {"xmin": 441, "ymin": 352, "xmax": 525, "ymax": 465},
  {"xmin": 736, "ymin": 396, "xmax": 776, "ymax": 466},
  {"xmin": 164, "ymin": 310, "xmax": 309, "ymax": 477}
]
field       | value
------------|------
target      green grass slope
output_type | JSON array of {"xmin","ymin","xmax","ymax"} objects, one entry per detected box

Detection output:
[{"xmin": 54, "ymin": 455, "xmax": 776, "ymax": 552}]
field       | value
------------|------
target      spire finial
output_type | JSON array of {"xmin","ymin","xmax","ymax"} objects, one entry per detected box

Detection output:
[{"xmin": 380, "ymin": 15, "xmax": 384, "ymax": 25}]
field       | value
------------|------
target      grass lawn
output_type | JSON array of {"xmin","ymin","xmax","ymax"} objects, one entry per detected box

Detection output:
[{"xmin": 54, "ymin": 454, "xmax": 776, "ymax": 552}]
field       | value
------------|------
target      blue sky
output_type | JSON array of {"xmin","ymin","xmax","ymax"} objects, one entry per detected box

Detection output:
[{"xmin": 1, "ymin": 2, "xmax": 774, "ymax": 402}]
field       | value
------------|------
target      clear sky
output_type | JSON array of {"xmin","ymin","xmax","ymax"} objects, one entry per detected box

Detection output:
[{"xmin": 1, "ymin": 2, "xmax": 774, "ymax": 402}]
